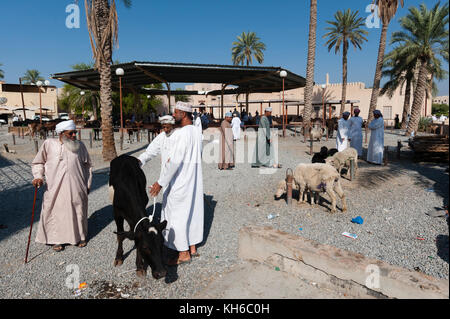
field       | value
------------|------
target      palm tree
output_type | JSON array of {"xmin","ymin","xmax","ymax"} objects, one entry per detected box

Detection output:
[
  {"xmin": 0, "ymin": 63, "xmax": 4, "ymax": 79},
  {"xmin": 323, "ymin": 9, "xmax": 368, "ymax": 117},
  {"xmin": 381, "ymin": 48, "xmax": 418, "ymax": 129},
  {"xmin": 84, "ymin": 0, "xmax": 131, "ymax": 161},
  {"xmin": 390, "ymin": 2, "xmax": 449, "ymax": 136},
  {"xmin": 22, "ymin": 69, "xmax": 44, "ymax": 85},
  {"xmin": 231, "ymin": 31, "xmax": 266, "ymax": 66},
  {"xmin": 231, "ymin": 31, "xmax": 266, "ymax": 112},
  {"xmin": 59, "ymin": 63, "xmax": 100, "ymax": 120},
  {"xmin": 303, "ymin": 0, "xmax": 317, "ymax": 129},
  {"xmin": 367, "ymin": 0, "xmax": 404, "ymax": 123}
]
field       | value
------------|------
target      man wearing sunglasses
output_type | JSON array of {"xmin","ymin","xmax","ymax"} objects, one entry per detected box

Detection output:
[{"xmin": 31, "ymin": 120, "xmax": 93, "ymax": 252}]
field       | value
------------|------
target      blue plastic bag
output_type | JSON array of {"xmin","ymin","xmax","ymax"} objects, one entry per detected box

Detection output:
[{"xmin": 351, "ymin": 216, "xmax": 364, "ymax": 225}]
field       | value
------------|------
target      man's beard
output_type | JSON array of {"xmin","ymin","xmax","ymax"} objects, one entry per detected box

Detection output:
[{"xmin": 62, "ymin": 135, "xmax": 81, "ymax": 153}]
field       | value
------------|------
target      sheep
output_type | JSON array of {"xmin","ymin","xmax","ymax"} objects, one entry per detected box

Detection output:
[
  {"xmin": 325, "ymin": 147, "xmax": 358, "ymax": 176},
  {"xmin": 275, "ymin": 163, "xmax": 347, "ymax": 213},
  {"xmin": 309, "ymin": 126, "xmax": 325, "ymax": 141}
]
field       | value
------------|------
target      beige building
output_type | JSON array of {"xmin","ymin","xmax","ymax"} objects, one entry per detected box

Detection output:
[
  {"xmin": 0, "ymin": 81, "xmax": 58, "ymax": 121},
  {"xmin": 185, "ymin": 74, "xmax": 432, "ymax": 122},
  {"xmin": 433, "ymin": 96, "xmax": 449, "ymax": 105}
]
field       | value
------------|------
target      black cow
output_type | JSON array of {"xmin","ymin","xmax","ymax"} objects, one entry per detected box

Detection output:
[{"xmin": 109, "ymin": 154, "xmax": 167, "ymax": 279}]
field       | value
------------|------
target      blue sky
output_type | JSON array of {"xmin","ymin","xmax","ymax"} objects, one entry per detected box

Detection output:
[{"xmin": 0, "ymin": 0, "xmax": 448, "ymax": 95}]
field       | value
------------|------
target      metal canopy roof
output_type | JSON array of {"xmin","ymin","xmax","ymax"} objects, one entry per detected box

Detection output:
[{"xmin": 52, "ymin": 61, "xmax": 306, "ymax": 94}]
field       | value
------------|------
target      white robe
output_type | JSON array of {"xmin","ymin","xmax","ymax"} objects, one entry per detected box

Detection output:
[
  {"xmin": 367, "ymin": 117, "xmax": 384, "ymax": 164},
  {"xmin": 157, "ymin": 125, "xmax": 204, "ymax": 252},
  {"xmin": 348, "ymin": 116, "xmax": 363, "ymax": 156},
  {"xmin": 32, "ymin": 138, "xmax": 92, "ymax": 245},
  {"xmin": 336, "ymin": 118, "xmax": 350, "ymax": 152},
  {"xmin": 231, "ymin": 117, "xmax": 241, "ymax": 140},
  {"xmin": 138, "ymin": 130, "xmax": 175, "ymax": 179}
]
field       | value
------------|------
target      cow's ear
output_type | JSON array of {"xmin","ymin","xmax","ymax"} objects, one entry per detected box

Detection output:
[
  {"xmin": 114, "ymin": 231, "xmax": 135, "ymax": 240},
  {"xmin": 156, "ymin": 220, "xmax": 167, "ymax": 232}
]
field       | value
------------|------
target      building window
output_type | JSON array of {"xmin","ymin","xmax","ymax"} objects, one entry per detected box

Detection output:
[{"xmin": 383, "ymin": 106, "xmax": 392, "ymax": 119}]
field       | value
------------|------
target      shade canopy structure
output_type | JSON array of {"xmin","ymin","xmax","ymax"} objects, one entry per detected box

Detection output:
[{"xmin": 52, "ymin": 61, "xmax": 306, "ymax": 95}]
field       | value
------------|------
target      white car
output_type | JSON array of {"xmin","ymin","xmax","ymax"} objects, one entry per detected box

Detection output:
[
  {"xmin": 0, "ymin": 119, "xmax": 6, "ymax": 125},
  {"xmin": 59, "ymin": 113, "xmax": 70, "ymax": 120}
]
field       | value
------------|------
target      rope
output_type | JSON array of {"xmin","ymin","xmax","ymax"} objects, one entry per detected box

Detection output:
[{"xmin": 133, "ymin": 197, "xmax": 157, "ymax": 233}]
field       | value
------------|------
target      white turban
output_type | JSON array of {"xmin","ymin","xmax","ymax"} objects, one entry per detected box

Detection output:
[
  {"xmin": 55, "ymin": 120, "xmax": 76, "ymax": 134},
  {"xmin": 175, "ymin": 101, "xmax": 192, "ymax": 112},
  {"xmin": 265, "ymin": 107, "xmax": 272, "ymax": 112},
  {"xmin": 159, "ymin": 115, "xmax": 175, "ymax": 124}
]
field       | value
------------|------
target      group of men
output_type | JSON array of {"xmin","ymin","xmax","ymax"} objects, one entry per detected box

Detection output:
[
  {"xmin": 336, "ymin": 108, "xmax": 385, "ymax": 164},
  {"xmin": 31, "ymin": 101, "xmax": 204, "ymax": 265}
]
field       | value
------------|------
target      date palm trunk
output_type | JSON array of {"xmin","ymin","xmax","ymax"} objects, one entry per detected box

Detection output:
[
  {"xmin": 95, "ymin": 0, "xmax": 117, "ymax": 161},
  {"xmin": 340, "ymin": 40, "xmax": 348, "ymax": 117},
  {"xmin": 368, "ymin": 23, "xmax": 389, "ymax": 123},
  {"xmin": 303, "ymin": 0, "xmax": 317, "ymax": 129},
  {"xmin": 400, "ymin": 77, "xmax": 411, "ymax": 129},
  {"xmin": 406, "ymin": 59, "xmax": 428, "ymax": 136}
]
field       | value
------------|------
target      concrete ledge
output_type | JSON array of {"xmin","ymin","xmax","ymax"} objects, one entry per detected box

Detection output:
[{"xmin": 238, "ymin": 226, "xmax": 449, "ymax": 299}]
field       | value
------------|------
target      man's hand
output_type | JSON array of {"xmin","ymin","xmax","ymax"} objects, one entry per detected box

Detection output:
[
  {"xmin": 32, "ymin": 179, "xmax": 44, "ymax": 188},
  {"xmin": 149, "ymin": 182, "xmax": 162, "ymax": 197}
]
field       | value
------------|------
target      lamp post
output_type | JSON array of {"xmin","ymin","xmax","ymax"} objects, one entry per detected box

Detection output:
[
  {"xmin": 280, "ymin": 70, "xmax": 287, "ymax": 137},
  {"xmin": 116, "ymin": 68, "xmax": 125, "ymax": 150},
  {"xmin": 80, "ymin": 91, "xmax": 85, "ymax": 124},
  {"xmin": 36, "ymin": 80, "xmax": 50, "ymax": 125},
  {"xmin": 321, "ymin": 84, "xmax": 326, "ymax": 127}
]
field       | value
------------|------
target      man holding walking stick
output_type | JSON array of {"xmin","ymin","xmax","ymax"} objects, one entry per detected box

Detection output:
[{"xmin": 31, "ymin": 120, "xmax": 92, "ymax": 252}]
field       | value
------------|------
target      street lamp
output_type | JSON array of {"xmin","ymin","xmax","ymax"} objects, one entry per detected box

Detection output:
[
  {"xmin": 116, "ymin": 68, "xmax": 125, "ymax": 150},
  {"xmin": 280, "ymin": 70, "xmax": 287, "ymax": 137},
  {"xmin": 80, "ymin": 91, "xmax": 85, "ymax": 124},
  {"xmin": 36, "ymin": 80, "xmax": 50, "ymax": 124},
  {"xmin": 321, "ymin": 84, "xmax": 326, "ymax": 127}
]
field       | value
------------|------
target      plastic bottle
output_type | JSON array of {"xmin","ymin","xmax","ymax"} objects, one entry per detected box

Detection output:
[{"xmin": 267, "ymin": 213, "xmax": 279, "ymax": 220}]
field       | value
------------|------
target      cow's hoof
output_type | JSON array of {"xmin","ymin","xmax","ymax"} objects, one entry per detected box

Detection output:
[
  {"xmin": 342, "ymin": 207, "xmax": 348, "ymax": 213},
  {"xmin": 330, "ymin": 209, "xmax": 337, "ymax": 214},
  {"xmin": 136, "ymin": 269, "xmax": 147, "ymax": 278},
  {"xmin": 113, "ymin": 259, "xmax": 123, "ymax": 267}
]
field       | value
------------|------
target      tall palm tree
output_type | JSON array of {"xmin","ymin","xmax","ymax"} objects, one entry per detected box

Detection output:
[
  {"xmin": 367, "ymin": 0, "xmax": 404, "ymax": 123},
  {"xmin": 22, "ymin": 69, "xmax": 44, "ymax": 85},
  {"xmin": 231, "ymin": 31, "xmax": 266, "ymax": 66},
  {"xmin": 390, "ymin": 2, "xmax": 449, "ymax": 136},
  {"xmin": 0, "ymin": 63, "xmax": 4, "ymax": 79},
  {"xmin": 84, "ymin": 0, "xmax": 131, "ymax": 161},
  {"xmin": 231, "ymin": 31, "xmax": 266, "ymax": 112},
  {"xmin": 380, "ymin": 49, "xmax": 417, "ymax": 129},
  {"xmin": 323, "ymin": 9, "xmax": 368, "ymax": 117},
  {"xmin": 303, "ymin": 0, "xmax": 317, "ymax": 129}
]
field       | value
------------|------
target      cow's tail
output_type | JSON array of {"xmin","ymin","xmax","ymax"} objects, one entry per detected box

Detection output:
[{"xmin": 108, "ymin": 185, "xmax": 115, "ymax": 203}]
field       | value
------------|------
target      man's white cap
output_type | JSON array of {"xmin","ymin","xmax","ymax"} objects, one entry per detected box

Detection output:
[
  {"xmin": 55, "ymin": 120, "xmax": 76, "ymax": 134},
  {"xmin": 174, "ymin": 101, "xmax": 193, "ymax": 112},
  {"xmin": 265, "ymin": 107, "xmax": 272, "ymax": 112},
  {"xmin": 225, "ymin": 112, "xmax": 232, "ymax": 117},
  {"xmin": 159, "ymin": 115, "xmax": 175, "ymax": 124}
]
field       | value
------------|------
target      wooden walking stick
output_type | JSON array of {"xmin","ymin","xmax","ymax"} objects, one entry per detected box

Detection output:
[{"xmin": 25, "ymin": 185, "xmax": 38, "ymax": 264}]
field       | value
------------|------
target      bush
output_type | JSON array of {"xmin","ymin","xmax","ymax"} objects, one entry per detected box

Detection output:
[
  {"xmin": 431, "ymin": 103, "xmax": 449, "ymax": 117},
  {"xmin": 418, "ymin": 117, "xmax": 432, "ymax": 131}
]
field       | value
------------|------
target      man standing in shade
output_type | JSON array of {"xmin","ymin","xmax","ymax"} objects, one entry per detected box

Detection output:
[
  {"xmin": 336, "ymin": 112, "xmax": 351, "ymax": 152},
  {"xmin": 31, "ymin": 120, "xmax": 93, "ymax": 252},
  {"xmin": 251, "ymin": 107, "xmax": 281, "ymax": 169},
  {"xmin": 149, "ymin": 102, "xmax": 204, "ymax": 265},
  {"xmin": 218, "ymin": 112, "xmax": 234, "ymax": 170},
  {"xmin": 348, "ymin": 108, "xmax": 363, "ymax": 157},
  {"xmin": 367, "ymin": 110, "xmax": 385, "ymax": 165}
]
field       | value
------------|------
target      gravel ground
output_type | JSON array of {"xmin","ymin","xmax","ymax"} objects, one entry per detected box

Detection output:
[{"xmin": 0, "ymin": 125, "xmax": 448, "ymax": 299}]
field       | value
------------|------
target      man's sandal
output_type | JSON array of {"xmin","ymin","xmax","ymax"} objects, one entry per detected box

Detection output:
[
  {"xmin": 53, "ymin": 244, "xmax": 64, "ymax": 252},
  {"xmin": 77, "ymin": 240, "xmax": 87, "ymax": 248}
]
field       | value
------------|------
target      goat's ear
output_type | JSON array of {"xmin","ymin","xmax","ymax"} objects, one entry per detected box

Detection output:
[
  {"xmin": 156, "ymin": 220, "xmax": 167, "ymax": 232},
  {"xmin": 114, "ymin": 231, "xmax": 135, "ymax": 240}
]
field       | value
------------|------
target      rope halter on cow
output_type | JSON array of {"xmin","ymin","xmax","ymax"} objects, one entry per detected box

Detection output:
[{"xmin": 133, "ymin": 197, "xmax": 157, "ymax": 233}]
